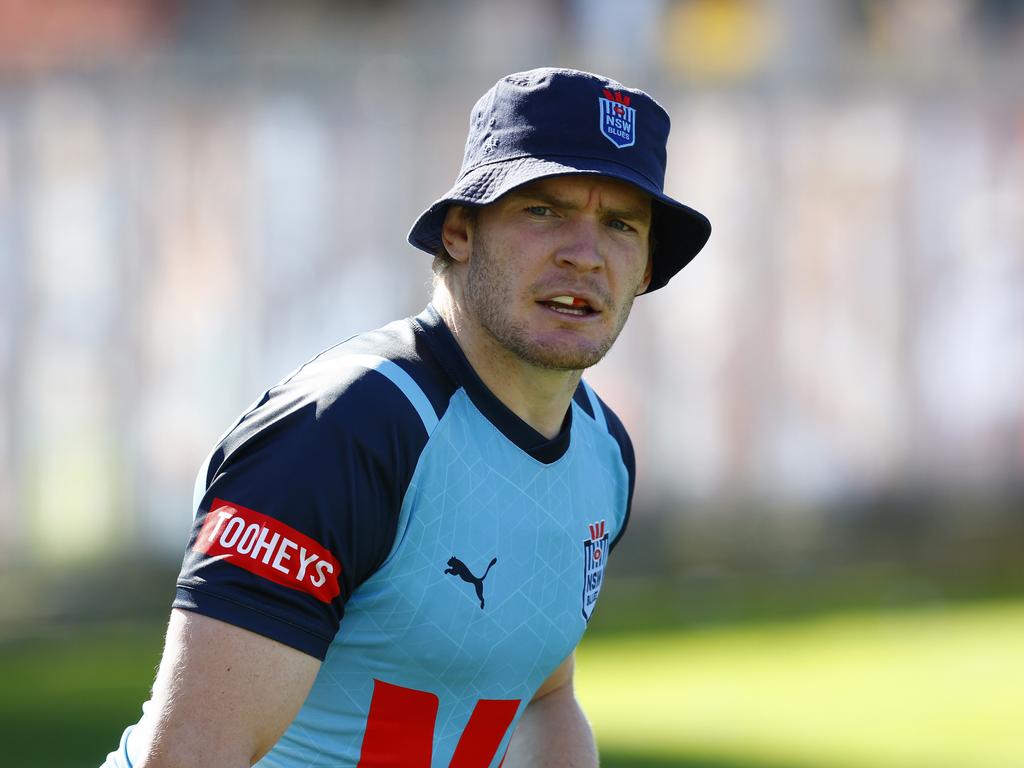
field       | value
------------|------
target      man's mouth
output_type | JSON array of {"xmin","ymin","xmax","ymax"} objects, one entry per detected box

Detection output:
[{"xmin": 538, "ymin": 295, "xmax": 598, "ymax": 317}]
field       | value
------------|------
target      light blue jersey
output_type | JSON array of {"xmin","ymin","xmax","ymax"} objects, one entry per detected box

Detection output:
[{"xmin": 104, "ymin": 305, "xmax": 635, "ymax": 768}]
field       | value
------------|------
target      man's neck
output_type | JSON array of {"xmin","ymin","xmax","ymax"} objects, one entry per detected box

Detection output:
[{"xmin": 433, "ymin": 295, "xmax": 581, "ymax": 440}]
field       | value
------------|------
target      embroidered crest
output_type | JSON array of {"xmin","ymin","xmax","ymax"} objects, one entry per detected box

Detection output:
[
  {"xmin": 598, "ymin": 89, "xmax": 636, "ymax": 149},
  {"xmin": 582, "ymin": 520, "xmax": 609, "ymax": 621}
]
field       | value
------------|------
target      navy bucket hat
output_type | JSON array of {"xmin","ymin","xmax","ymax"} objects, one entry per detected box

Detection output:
[{"xmin": 407, "ymin": 67, "xmax": 711, "ymax": 293}]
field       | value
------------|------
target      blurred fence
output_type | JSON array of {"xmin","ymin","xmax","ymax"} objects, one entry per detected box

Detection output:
[{"xmin": 1, "ymin": 1, "xmax": 1023, "ymax": 627}]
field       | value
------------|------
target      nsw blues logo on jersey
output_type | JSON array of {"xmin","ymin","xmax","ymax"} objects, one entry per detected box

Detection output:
[
  {"xmin": 598, "ymin": 89, "xmax": 636, "ymax": 149},
  {"xmin": 582, "ymin": 520, "xmax": 609, "ymax": 621}
]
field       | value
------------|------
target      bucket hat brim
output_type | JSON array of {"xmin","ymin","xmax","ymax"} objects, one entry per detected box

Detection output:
[{"xmin": 407, "ymin": 154, "xmax": 711, "ymax": 294}]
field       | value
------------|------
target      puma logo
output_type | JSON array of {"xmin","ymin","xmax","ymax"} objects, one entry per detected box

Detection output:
[{"xmin": 444, "ymin": 556, "xmax": 497, "ymax": 609}]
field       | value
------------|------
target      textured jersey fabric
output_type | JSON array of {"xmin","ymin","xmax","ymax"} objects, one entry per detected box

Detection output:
[{"xmin": 103, "ymin": 304, "xmax": 635, "ymax": 768}]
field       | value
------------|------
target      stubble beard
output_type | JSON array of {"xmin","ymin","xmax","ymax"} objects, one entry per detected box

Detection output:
[{"xmin": 465, "ymin": 236, "xmax": 640, "ymax": 372}]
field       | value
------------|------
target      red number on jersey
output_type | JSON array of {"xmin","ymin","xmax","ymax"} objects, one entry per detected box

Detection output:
[{"xmin": 357, "ymin": 679, "xmax": 520, "ymax": 768}]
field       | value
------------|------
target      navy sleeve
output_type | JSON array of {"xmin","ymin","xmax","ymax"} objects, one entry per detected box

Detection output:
[
  {"xmin": 601, "ymin": 404, "xmax": 636, "ymax": 552},
  {"xmin": 573, "ymin": 384, "xmax": 637, "ymax": 552},
  {"xmin": 174, "ymin": 364, "xmax": 430, "ymax": 660}
]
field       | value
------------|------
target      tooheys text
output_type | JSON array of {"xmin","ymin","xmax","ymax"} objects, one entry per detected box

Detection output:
[{"xmin": 193, "ymin": 499, "xmax": 342, "ymax": 603}]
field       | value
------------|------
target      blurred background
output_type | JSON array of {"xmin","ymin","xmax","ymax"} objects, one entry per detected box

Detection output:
[{"xmin": 1, "ymin": 1, "xmax": 1023, "ymax": 766}]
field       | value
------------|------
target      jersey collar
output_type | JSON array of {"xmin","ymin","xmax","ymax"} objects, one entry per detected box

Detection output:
[{"xmin": 413, "ymin": 303, "xmax": 572, "ymax": 464}]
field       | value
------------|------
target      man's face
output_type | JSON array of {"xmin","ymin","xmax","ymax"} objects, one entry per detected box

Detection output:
[{"xmin": 461, "ymin": 175, "xmax": 653, "ymax": 371}]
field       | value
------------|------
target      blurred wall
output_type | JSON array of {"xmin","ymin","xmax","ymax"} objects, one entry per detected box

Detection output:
[{"xmin": 1, "ymin": 0, "xmax": 1023, "ymax": 622}]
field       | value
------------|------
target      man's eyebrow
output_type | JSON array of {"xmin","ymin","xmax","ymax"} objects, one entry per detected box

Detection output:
[
  {"xmin": 511, "ymin": 188, "xmax": 651, "ymax": 222},
  {"xmin": 604, "ymin": 201, "xmax": 651, "ymax": 223}
]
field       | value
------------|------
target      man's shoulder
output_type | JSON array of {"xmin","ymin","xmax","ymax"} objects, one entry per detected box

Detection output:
[
  {"xmin": 275, "ymin": 314, "xmax": 456, "ymax": 435},
  {"xmin": 207, "ymin": 314, "xmax": 454, "ymax": 472},
  {"xmin": 573, "ymin": 379, "xmax": 637, "ymax": 551},
  {"xmin": 572, "ymin": 379, "xmax": 634, "ymax": 454}
]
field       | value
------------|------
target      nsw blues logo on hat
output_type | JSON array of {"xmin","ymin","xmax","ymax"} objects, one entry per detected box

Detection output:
[
  {"xmin": 408, "ymin": 68, "xmax": 712, "ymax": 293},
  {"xmin": 598, "ymin": 88, "xmax": 636, "ymax": 149}
]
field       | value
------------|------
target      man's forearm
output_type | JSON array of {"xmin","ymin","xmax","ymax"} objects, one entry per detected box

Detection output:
[{"xmin": 503, "ymin": 684, "xmax": 599, "ymax": 767}]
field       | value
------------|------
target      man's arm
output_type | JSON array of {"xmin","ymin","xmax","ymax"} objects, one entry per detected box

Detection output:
[
  {"xmin": 503, "ymin": 653, "xmax": 599, "ymax": 768},
  {"xmin": 131, "ymin": 608, "xmax": 320, "ymax": 768}
]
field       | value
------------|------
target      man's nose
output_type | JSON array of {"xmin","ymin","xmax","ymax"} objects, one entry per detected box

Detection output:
[{"xmin": 554, "ymin": 217, "xmax": 604, "ymax": 271}]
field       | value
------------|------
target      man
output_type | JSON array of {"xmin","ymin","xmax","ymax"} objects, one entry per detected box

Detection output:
[{"xmin": 102, "ymin": 67, "xmax": 710, "ymax": 768}]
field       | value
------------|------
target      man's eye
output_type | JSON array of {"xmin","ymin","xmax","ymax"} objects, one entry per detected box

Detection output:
[
  {"xmin": 526, "ymin": 206, "xmax": 552, "ymax": 216},
  {"xmin": 609, "ymin": 219, "xmax": 635, "ymax": 232}
]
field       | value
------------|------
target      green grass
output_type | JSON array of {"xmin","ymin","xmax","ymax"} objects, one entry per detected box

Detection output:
[
  {"xmin": 2, "ymin": 601, "xmax": 1023, "ymax": 767},
  {"xmin": 577, "ymin": 600, "xmax": 1024, "ymax": 768},
  {"xmin": 0, "ymin": 622, "xmax": 165, "ymax": 768}
]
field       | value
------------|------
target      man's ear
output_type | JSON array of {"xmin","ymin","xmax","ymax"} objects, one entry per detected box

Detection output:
[{"xmin": 441, "ymin": 205, "xmax": 474, "ymax": 264}]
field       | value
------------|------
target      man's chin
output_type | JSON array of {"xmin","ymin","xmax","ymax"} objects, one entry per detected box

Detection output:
[
  {"xmin": 516, "ymin": 340, "xmax": 610, "ymax": 371},
  {"xmin": 478, "ymin": 314, "xmax": 618, "ymax": 371}
]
